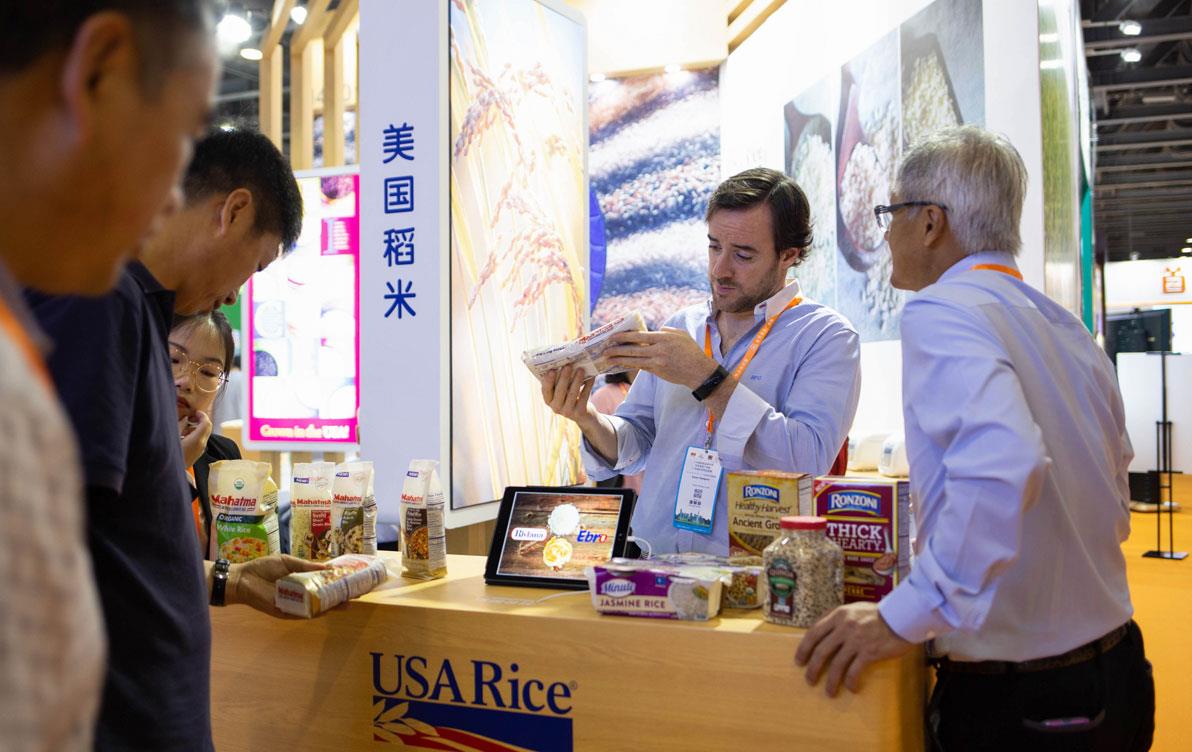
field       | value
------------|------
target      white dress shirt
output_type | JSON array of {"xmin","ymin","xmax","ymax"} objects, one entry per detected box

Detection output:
[
  {"xmin": 879, "ymin": 251, "xmax": 1134, "ymax": 662},
  {"xmin": 583, "ymin": 280, "xmax": 862, "ymax": 555}
]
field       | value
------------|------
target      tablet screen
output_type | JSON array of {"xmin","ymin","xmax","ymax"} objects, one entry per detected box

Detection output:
[{"xmin": 494, "ymin": 490, "xmax": 628, "ymax": 582}]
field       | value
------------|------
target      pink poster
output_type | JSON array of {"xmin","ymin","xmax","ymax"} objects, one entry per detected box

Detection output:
[{"xmin": 244, "ymin": 171, "xmax": 360, "ymax": 448}]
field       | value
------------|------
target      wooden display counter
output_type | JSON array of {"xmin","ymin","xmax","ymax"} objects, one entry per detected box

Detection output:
[{"xmin": 211, "ymin": 554, "xmax": 925, "ymax": 751}]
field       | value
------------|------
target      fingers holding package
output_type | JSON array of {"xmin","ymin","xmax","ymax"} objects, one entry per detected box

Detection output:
[
  {"xmin": 541, "ymin": 364, "xmax": 594, "ymax": 421},
  {"xmin": 228, "ymin": 554, "xmax": 326, "ymax": 617},
  {"xmin": 602, "ymin": 328, "xmax": 715, "ymax": 389}
]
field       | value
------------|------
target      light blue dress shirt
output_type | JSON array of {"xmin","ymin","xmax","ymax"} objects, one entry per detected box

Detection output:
[
  {"xmin": 582, "ymin": 280, "xmax": 861, "ymax": 555},
  {"xmin": 878, "ymin": 251, "xmax": 1135, "ymax": 662}
]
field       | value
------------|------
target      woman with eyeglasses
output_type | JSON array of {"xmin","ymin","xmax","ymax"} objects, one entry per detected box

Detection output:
[{"xmin": 170, "ymin": 311, "xmax": 242, "ymax": 558}]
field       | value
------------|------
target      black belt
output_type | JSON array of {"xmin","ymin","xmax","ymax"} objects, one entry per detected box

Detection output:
[{"xmin": 932, "ymin": 623, "xmax": 1130, "ymax": 675}]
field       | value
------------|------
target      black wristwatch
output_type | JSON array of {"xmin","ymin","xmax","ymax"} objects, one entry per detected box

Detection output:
[
  {"xmin": 210, "ymin": 558, "xmax": 230, "ymax": 607},
  {"xmin": 692, "ymin": 364, "xmax": 730, "ymax": 402}
]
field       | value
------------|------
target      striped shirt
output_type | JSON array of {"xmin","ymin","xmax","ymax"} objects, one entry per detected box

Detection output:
[{"xmin": 0, "ymin": 259, "xmax": 105, "ymax": 751}]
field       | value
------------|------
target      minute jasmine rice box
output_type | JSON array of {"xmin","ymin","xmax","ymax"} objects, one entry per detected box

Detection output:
[
  {"xmin": 727, "ymin": 470, "xmax": 813, "ymax": 557},
  {"xmin": 813, "ymin": 476, "xmax": 911, "ymax": 604}
]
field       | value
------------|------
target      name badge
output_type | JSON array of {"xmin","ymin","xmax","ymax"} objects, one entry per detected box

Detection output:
[{"xmin": 673, "ymin": 446, "xmax": 723, "ymax": 535}]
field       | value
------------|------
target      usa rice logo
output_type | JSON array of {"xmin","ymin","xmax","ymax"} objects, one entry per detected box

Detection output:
[
  {"xmin": 826, "ymin": 490, "xmax": 882, "ymax": 515},
  {"xmin": 371, "ymin": 653, "xmax": 575, "ymax": 750},
  {"xmin": 742, "ymin": 484, "xmax": 780, "ymax": 502}
]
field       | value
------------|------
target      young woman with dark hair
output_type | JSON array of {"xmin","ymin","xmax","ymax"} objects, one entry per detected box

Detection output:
[{"xmin": 170, "ymin": 310, "xmax": 242, "ymax": 557}]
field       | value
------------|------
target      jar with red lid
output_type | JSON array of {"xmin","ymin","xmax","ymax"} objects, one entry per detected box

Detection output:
[{"xmin": 762, "ymin": 516, "xmax": 843, "ymax": 627}]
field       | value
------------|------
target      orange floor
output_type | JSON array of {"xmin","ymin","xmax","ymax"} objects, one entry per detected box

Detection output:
[{"xmin": 1123, "ymin": 479, "xmax": 1192, "ymax": 751}]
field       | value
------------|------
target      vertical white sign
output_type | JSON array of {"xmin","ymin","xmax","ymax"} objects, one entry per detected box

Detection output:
[{"xmin": 359, "ymin": 0, "xmax": 448, "ymax": 524}]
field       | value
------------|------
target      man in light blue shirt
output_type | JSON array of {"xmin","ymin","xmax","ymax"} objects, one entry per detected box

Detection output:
[
  {"xmin": 541, "ymin": 168, "xmax": 860, "ymax": 556},
  {"xmin": 797, "ymin": 127, "xmax": 1153, "ymax": 751}
]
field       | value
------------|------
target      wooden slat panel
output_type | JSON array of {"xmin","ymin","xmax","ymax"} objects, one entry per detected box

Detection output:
[{"xmin": 261, "ymin": 0, "xmax": 297, "ymax": 51}]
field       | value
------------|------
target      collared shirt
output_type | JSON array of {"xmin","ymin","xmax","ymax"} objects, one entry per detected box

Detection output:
[
  {"xmin": 28, "ymin": 262, "xmax": 214, "ymax": 751},
  {"xmin": 0, "ymin": 259, "xmax": 105, "ymax": 752},
  {"xmin": 879, "ymin": 251, "xmax": 1134, "ymax": 662},
  {"xmin": 583, "ymin": 280, "xmax": 861, "ymax": 555}
]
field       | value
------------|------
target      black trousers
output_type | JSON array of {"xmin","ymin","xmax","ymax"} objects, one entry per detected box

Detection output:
[{"xmin": 929, "ymin": 621, "xmax": 1155, "ymax": 752}]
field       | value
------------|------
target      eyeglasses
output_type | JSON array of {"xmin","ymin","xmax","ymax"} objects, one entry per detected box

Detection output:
[
  {"xmin": 873, "ymin": 201, "xmax": 949, "ymax": 230},
  {"xmin": 169, "ymin": 345, "xmax": 226, "ymax": 393}
]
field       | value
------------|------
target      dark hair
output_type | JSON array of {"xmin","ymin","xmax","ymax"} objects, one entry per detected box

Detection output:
[
  {"xmin": 0, "ymin": 1, "xmax": 213, "ymax": 87},
  {"xmin": 183, "ymin": 129, "xmax": 304, "ymax": 253},
  {"xmin": 705, "ymin": 168, "xmax": 813, "ymax": 265},
  {"xmin": 172, "ymin": 310, "xmax": 235, "ymax": 377}
]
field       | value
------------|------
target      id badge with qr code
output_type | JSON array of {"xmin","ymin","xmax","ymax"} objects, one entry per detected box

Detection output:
[{"xmin": 672, "ymin": 446, "xmax": 722, "ymax": 535}]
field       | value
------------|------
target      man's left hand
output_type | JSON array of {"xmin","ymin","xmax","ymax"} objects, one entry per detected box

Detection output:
[
  {"xmin": 602, "ymin": 328, "xmax": 718, "ymax": 389},
  {"xmin": 794, "ymin": 602, "xmax": 914, "ymax": 697}
]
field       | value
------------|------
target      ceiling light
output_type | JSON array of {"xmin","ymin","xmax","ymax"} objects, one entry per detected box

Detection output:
[
  {"xmin": 1186, "ymin": 237, "xmax": 1192, "ymax": 243},
  {"xmin": 1119, "ymin": 20, "xmax": 1142, "ymax": 36},
  {"xmin": 1142, "ymin": 93, "xmax": 1177, "ymax": 104},
  {"xmin": 664, "ymin": 63, "xmax": 681, "ymax": 74},
  {"xmin": 1130, "ymin": 251, "xmax": 1141, "ymax": 260},
  {"xmin": 1039, "ymin": 32, "xmax": 1059, "ymax": 43},
  {"xmin": 589, "ymin": 72, "xmax": 607, "ymax": 83},
  {"xmin": 291, "ymin": 5, "xmax": 307, "ymax": 25},
  {"xmin": 217, "ymin": 13, "xmax": 252, "ymax": 45},
  {"xmin": 1182, "ymin": 247, "xmax": 1192, "ymax": 254},
  {"xmin": 239, "ymin": 47, "xmax": 263, "ymax": 61},
  {"xmin": 1121, "ymin": 48, "xmax": 1142, "ymax": 63}
]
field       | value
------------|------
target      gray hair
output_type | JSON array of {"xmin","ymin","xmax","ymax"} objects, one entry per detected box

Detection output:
[{"xmin": 895, "ymin": 126, "xmax": 1028, "ymax": 255}]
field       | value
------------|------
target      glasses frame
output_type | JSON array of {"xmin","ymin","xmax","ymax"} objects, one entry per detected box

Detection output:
[
  {"xmin": 169, "ymin": 345, "xmax": 227, "ymax": 394},
  {"xmin": 873, "ymin": 201, "xmax": 949, "ymax": 230}
]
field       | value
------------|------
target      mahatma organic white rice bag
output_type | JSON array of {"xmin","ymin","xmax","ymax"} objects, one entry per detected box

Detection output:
[
  {"xmin": 208, "ymin": 460, "xmax": 280, "ymax": 563},
  {"xmin": 290, "ymin": 461, "xmax": 335, "ymax": 560}
]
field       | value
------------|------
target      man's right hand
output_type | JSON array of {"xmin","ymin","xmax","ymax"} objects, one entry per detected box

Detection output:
[
  {"xmin": 541, "ymin": 365, "xmax": 595, "ymax": 424},
  {"xmin": 540, "ymin": 365, "xmax": 617, "ymax": 463}
]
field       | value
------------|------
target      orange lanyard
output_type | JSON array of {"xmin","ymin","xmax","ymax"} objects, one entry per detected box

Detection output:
[
  {"xmin": 702, "ymin": 295, "xmax": 802, "ymax": 440},
  {"xmin": 0, "ymin": 296, "xmax": 52, "ymax": 392},
  {"xmin": 971, "ymin": 263, "xmax": 1023, "ymax": 280}
]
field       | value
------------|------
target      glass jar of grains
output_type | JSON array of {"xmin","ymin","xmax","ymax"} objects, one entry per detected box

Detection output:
[{"xmin": 762, "ymin": 516, "xmax": 843, "ymax": 627}]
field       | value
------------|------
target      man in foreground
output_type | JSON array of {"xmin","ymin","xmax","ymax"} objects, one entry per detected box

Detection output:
[{"xmin": 0, "ymin": 2, "xmax": 219, "ymax": 749}]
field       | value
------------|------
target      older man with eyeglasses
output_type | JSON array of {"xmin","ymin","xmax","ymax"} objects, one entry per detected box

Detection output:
[{"xmin": 796, "ymin": 126, "xmax": 1154, "ymax": 751}]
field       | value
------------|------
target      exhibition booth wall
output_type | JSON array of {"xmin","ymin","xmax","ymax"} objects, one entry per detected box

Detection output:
[{"xmin": 341, "ymin": 0, "xmax": 1083, "ymax": 525}]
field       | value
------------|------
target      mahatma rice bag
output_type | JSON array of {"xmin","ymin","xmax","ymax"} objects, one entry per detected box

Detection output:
[
  {"xmin": 330, "ymin": 461, "xmax": 377, "ymax": 556},
  {"xmin": 400, "ymin": 459, "xmax": 447, "ymax": 580},
  {"xmin": 208, "ymin": 460, "xmax": 281, "ymax": 563},
  {"xmin": 290, "ymin": 461, "xmax": 335, "ymax": 560}
]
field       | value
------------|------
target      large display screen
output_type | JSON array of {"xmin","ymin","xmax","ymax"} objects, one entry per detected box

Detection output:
[
  {"xmin": 244, "ymin": 170, "xmax": 360, "ymax": 449},
  {"xmin": 448, "ymin": 0, "xmax": 588, "ymax": 507}
]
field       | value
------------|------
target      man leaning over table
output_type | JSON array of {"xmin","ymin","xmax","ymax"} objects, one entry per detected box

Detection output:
[
  {"xmin": 796, "ymin": 126, "xmax": 1154, "ymax": 752},
  {"xmin": 541, "ymin": 168, "xmax": 861, "ymax": 557},
  {"xmin": 28, "ymin": 128, "xmax": 323, "ymax": 752}
]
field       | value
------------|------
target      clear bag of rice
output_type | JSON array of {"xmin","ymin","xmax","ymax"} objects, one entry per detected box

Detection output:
[
  {"xmin": 400, "ymin": 459, "xmax": 446, "ymax": 580},
  {"xmin": 290, "ymin": 461, "xmax": 335, "ymax": 560},
  {"xmin": 330, "ymin": 461, "xmax": 377, "ymax": 556},
  {"xmin": 208, "ymin": 460, "xmax": 281, "ymax": 563}
]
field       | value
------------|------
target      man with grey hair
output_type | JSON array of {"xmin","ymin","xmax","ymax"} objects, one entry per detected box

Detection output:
[{"xmin": 797, "ymin": 126, "xmax": 1153, "ymax": 750}]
